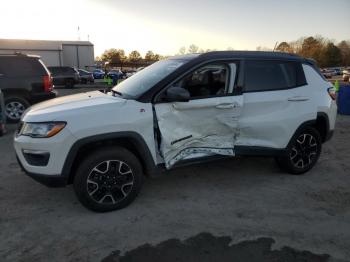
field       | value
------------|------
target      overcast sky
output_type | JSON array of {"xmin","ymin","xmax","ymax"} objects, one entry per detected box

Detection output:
[{"xmin": 0, "ymin": 0, "xmax": 349, "ymax": 56}]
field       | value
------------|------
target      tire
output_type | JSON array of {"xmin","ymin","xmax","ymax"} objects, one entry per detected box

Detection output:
[
  {"xmin": 4, "ymin": 96, "xmax": 30, "ymax": 123},
  {"xmin": 65, "ymin": 79, "xmax": 75, "ymax": 88},
  {"xmin": 73, "ymin": 147, "xmax": 144, "ymax": 212},
  {"xmin": 275, "ymin": 127, "xmax": 322, "ymax": 175}
]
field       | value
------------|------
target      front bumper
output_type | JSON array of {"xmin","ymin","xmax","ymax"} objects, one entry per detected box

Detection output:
[
  {"xmin": 16, "ymin": 155, "xmax": 68, "ymax": 187},
  {"xmin": 14, "ymin": 127, "xmax": 76, "ymax": 186}
]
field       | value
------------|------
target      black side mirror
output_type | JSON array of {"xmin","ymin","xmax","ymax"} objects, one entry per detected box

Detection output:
[{"xmin": 165, "ymin": 86, "xmax": 190, "ymax": 102}]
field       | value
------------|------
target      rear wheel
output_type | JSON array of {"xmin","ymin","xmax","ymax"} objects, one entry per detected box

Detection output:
[
  {"xmin": 4, "ymin": 96, "xmax": 30, "ymax": 123},
  {"xmin": 275, "ymin": 127, "xmax": 322, "ymax": 175},
  {"xmin": 73, "ymin": 147, "xmax": 144, "ymax": 212}
]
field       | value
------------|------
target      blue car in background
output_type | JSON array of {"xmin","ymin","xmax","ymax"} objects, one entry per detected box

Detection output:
[
  {"xmin": 107, "ymin": 69, "xmax": 124, "ymax": 79},
  {"xmin": 93, "ymin": 69, "xmax": 105, "ymax": 79}
]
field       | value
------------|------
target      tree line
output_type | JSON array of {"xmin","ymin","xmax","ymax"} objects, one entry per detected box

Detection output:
[
  {"xmin": 275, "ymin": 36, "xmax": 350, "ymax": 68},
  {"xmin": 96, "ymin": 49, "xmax": 164, "ymax": 64},
  {"xmin": 96, "ymin": 36, "xmax": 350, "ymax": 68}
]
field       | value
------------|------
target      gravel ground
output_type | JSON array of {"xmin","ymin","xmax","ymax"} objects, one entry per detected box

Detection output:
[{"xmin": 0, "ymin": 86, "xmax": 349, "ymax": 261}]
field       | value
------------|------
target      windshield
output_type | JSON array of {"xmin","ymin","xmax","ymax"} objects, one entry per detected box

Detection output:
[{"xmin": 112, "ymin": 59, "xmax": 185, "ymax": 98}]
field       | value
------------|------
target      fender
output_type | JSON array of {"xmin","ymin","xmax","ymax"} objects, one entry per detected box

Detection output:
[{"xmin": 61, "ymin": 131, "xmax": 158, "ymax": 181}]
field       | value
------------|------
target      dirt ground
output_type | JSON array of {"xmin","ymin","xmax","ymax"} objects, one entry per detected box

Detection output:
[{"xmin": 0, "ymin": 86, "xmax": 350, "ymax": 262}]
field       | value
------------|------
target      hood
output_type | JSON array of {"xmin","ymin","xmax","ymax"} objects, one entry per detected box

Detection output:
[{"xmin": 23, "ymin": 91, "xmax": 126, "ymax": 122}]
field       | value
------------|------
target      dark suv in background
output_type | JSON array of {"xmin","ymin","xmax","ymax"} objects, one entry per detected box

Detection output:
[
  {"xmin": 0, "ymin": 54, "xmax": 56, "ymax": 122},
  {"xmin": 48, "ymin": 66, "xmax": 80, "ymax": 88}
]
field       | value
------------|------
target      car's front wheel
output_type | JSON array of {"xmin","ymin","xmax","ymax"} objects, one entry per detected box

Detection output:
[
  {"xmin": 275, "ymin": 127, "xmax": 322, "ymax": 175},
  {"xmin": 74, "ymin": 147, "xmax": 144, "ymax": 212}
]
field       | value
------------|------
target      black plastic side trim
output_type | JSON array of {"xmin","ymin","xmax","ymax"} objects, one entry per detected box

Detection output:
[
  {"xmin": 317, "ymin": 112, "xmax": 330, "ymax": 142},
  {"xmin": 235, "ymin": 146, "xmax": 286, "ymax": 156},
  {"xmin": 61, "ymin": 131, "xmax": 158, "ymax": 180}
]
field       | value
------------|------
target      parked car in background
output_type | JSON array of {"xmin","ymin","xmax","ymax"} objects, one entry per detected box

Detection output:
[
  {"xmin": 343, "ymin": 70, "xmax": 350, "ymax": 82},
  {"xmin": 78, "ymin": 69, "xmax": 94, "ymax": 84},
  {"xmin": 0, "ymin": 53, "xmax": 56, "ymax": 122},
  {"xmin": 93, "ymin": 69, "xmax": 105, "ymax": 79},
  {"xmin": 48, "ymin": 66, "xmax": 80, "ymax": 88},
  {"xmin": 321, "ymin": 69, "xmax": 333, "ymax": 79},
  {"xmin": 15, "ymin": 51, "xmax": 337, "ymax": 212},
  {"xmin": 334, "ymin": 68, "xmax": 342, "ymax": 75},
  {"xmin": 107, "ymin": 69, "xmax": 124, "ymax": 79}
]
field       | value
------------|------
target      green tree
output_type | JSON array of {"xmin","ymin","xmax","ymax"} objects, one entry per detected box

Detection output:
[
  {"xmin": 178, "ymin": 46, "xmax": 186, "ymax": 55},
  {"xmin": 145, "ymin": 50, "xmax": 155, "ymax": 61},
  {"xmin": 100, "ymin": 48, "xmax": 126, "ymax": 63},
  {"xmin": 188, "ymin": 44, "xmax": 199, "ymax": 54},
  {"xmin": 320, "ymin": 43, "xmax": 342, "ymax": 67},
  {"xmin": 276, "ymin": 42, "xmax": 293, "ymax": 53},
  {"xmin": 299, "ymin": 36, "xmax": 324, "ymax": 63},
  {"xmin": 338, "ymin": 40, "xmax": 350, "ymax": 66},
  {"xmin": 128, "ymin": 50, "xmax": 142, "ymax": 62}
]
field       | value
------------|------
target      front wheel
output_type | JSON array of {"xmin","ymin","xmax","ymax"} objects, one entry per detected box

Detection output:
[
  {"xmin": 73, "ymin": 147, "xmax": 144, "ymax": 212},
  {"xmin": 275, "ymin": 127, "xmax": 322, "ymax": 175}
]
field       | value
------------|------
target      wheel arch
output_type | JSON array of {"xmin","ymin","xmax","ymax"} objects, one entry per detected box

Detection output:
[
  {"xmin": 2, "ymin": 88, "xmax": 31, "ymax": 100},
  {"xmin": 62, "ymin": 132, "xmax": 157, "ymax": 184},
  {"xmin": 287, "ymin": 112, "xmax": 330, "ymax": 149}
]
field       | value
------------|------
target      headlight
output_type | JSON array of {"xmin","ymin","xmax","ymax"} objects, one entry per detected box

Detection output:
[{"xmin": 20, "ymin": 122, "xmax": 66, "ymax": 138}]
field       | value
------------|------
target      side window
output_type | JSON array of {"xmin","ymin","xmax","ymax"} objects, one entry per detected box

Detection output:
[
  {"xmin": 173, "ymin": 63, "xmax": 229, "ymax": 99},
  {"xmin": 0, "ymin": 57, "xmax": 46, "ymax": 77},
  {"xmin": 244, "ymin": 60, "xmax": 306, "ymax": 92}
]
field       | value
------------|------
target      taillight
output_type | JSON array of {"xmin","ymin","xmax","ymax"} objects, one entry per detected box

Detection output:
[
  {"xmin": 328, "ymin": 87, "xmax": 336, "ymax": 100},
  {"xmin": 43, "ymin": 75, "xmax": 53, "ymax": 92}
]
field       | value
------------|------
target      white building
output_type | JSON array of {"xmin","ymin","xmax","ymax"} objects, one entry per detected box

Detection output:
[{"xmin": 0, "ymin": 39, "xmax": 94, "ymax": 69}]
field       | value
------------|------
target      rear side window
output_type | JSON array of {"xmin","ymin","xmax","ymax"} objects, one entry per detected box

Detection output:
[
  {"xmin": 244, "ymin": 60, "xmax": 306, "ymax": 92},
  {"xmin": 0, "ymin": 57, "xmax": 47, "ymax": 77}
]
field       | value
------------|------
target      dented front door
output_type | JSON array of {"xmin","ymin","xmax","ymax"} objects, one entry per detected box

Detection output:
[{"xmin": 155, "ymin": 95, "xmax": 242, "ymax": 168}]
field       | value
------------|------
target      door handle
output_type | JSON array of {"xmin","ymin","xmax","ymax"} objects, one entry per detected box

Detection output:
[
  {"xmin": 287, "ymin": 96, "xmax": 309, "ymax": 102},
  {"xmin": 215, "ymin": 103, "xmax": 236, "ymax": 109}
]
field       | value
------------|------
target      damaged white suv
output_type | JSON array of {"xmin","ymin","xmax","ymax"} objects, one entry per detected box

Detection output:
[{"xmin": 14, "ymin": 51, "xmax": 337, "ymax": 212}]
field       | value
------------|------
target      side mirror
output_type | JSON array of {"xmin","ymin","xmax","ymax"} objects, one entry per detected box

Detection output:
[{"xmin": 164, "ymin": 86, "xmax": 190, "ymax": 102}]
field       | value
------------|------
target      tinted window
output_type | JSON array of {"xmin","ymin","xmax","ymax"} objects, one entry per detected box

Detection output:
[
  {"xmin": 48, "ymin": 67, "xmax": 61, "ymax": 74},
  {"xmin": 244, "ymin": 60, "xmax": 306, "ymax": 92},
  {"xmin": 173, "ymin": 64, "xmax": 228, "ymax": 98},
  {"xmin": 0, "ymin": 57, "xmax": 47, "ymax": 77}
]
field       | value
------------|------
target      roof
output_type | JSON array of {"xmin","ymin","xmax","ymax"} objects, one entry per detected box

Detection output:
[
  {"xmin": 0, "ymin": 39, "xmax": 93, "ymax": 51},
  {"xmin": 171, "ymin": 51, "xmax": 303, "ymax": 62},
  {"xmin": 0, "ymin": 53, "xmax": 40, "ymax": 58}
]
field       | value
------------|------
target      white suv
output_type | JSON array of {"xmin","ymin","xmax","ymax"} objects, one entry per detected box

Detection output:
[{"xmin": 14, "ymin": 51, "xmax": 337, "ymax": 212}]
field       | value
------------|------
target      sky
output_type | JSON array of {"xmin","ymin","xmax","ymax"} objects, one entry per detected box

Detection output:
[{"xmin": 0, "ymin": 0, "xmax": 349, "ymax": 57}]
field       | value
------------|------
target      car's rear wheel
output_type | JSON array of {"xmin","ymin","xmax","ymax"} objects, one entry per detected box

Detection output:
[
  {"xmin": 275, "ymin": 127, "xmax": 321, "ymax": 175},
  {"xmin": 4, "ymin": 96, "xmax": 30, "ymax": 123},
  {"xmin": 73, "ymin": 147, "xmax": 144, "ymax": 212}
]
